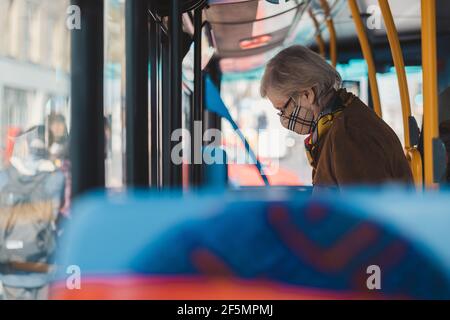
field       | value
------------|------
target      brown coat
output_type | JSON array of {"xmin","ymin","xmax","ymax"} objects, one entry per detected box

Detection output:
[{"xmin": 312, "ymin": 91, "xmax": 413, "ymax": 187}]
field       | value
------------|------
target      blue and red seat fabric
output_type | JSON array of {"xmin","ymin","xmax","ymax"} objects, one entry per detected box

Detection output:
[{"xmin": 50, "ymin": 188, "xmax": 450, "ymax": 299}]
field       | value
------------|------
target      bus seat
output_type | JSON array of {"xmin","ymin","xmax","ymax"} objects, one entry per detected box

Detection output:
[
  {"xmin": 50, "ymin": 188, "xmax": 450, "ymax": 299},
  {"xmin": 418, "ymin": 87, "xmax": 450, "ymax": 184},
  {"xmin": 406, "ymin": 147, "xmax": 423, "ymax": 187}
]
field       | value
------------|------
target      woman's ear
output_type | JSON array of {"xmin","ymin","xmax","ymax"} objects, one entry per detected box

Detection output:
[{"xmin": 298, "ymin": 88, "xmax": 316, "ymax": 108}]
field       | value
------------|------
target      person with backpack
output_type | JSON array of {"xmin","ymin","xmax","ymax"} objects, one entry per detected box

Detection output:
[{"xmin": 0, "ymin": 125, "xmax": 65, "ymax": 300}]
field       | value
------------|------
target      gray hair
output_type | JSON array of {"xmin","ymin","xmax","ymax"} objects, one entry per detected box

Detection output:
[{"xmin": 260, "ymin": 45, "xmax": 342, "ymax": 109}]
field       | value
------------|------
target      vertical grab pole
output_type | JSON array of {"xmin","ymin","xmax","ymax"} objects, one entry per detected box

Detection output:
[
  {"xmin": 70, "ymin": 0, "xmax": 105, "ymax": 197},
  {"xmin": 192, "ymin": 8, "xmax": 203, "ymax": 187},
  {"xmin": 348, "ymin": 0, "xmax": 382, "ymax": 118},
  {"xmin": 125, "ymin": 0, "xmax": 150, "ymax": 187},
  {"xmin": 378, "ymin": 0, "xmax": 411, "ymax": 149},
  {"xmin": 149, "ymin": 3, "xmax": 159, "ymax": 187},
  {"xmin": 319, "ymin": 0, "xmax": 337, "ymax": 67},
  {"xmin": 169, "ymin": 0, "xmax": 183, "ymax": 187},
  {"xmin": 379, "ymin": 0, "xmax": 423, "ymax": 187},
  {"xmin": 421, "ymin": 0, "xmax": 439, "ymax": 188},
  {"xmin": 161, "ymin": 35, "xmax": 171, "ymax": 187},
  {"xmin": 308, "ymin": 8, "xmax": 326, "ymax": 58}
]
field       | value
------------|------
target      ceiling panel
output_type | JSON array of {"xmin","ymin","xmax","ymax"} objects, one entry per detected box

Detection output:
[
  {"xmin": 211, "ymin": 0, "xmax": 450, "ymax": 73},
  {"xmin": 205, "ymin": 0, "xmax": 309, "ymax": 58}
]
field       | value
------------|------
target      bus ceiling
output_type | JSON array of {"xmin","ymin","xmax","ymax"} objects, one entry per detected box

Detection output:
[{"xmin": 200, "ymin": 0, "xmax": 450, "ymax": 73}]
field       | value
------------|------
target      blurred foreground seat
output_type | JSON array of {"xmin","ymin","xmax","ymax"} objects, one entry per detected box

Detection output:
[{"xmin": 50, "ymin": 188, "xmax": 450, "ymax": 299}]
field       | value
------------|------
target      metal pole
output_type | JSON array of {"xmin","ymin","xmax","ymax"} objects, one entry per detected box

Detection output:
[
  {"xmin": 379, "ymin": 0, "xmax": 423, "ymax": 187},
  {"xmin": 421, "ymin": 0, "xmax": 439, "ymax": 187},
  {"xmin": 378, "ymin": 0, "xmax": 412, "ymax": 149},
  {"xmin": 149, "ymin": 4, "xmax": 159, "ymax": 187},
  {"xmin": 161, "ymin": 34, "xmax": 171, "ymax": 187},
  {"xmin": 348, "ymin": 0, "xmax": 382, "ymax": 118},
  {"xmin": 308, "ymin": 8, "xmax": 326, "ymax": 58},
  {"xmin": 169, "ymin": 0, "xmax": 183, "ymax": 187},
  {"xmin": 125, "ymin": 0, "xmax": 149, "ymax": 187},
  {"xmin": 192, "ymin": 8, "xmax": 203, "ymax": 187},
  {"xmin": 70, "ymin": 0, "xmax": 105, "ymax": 198},
  {"xmin": 319, "ymin": 0, "xmax": 337, "ymax": 67}
]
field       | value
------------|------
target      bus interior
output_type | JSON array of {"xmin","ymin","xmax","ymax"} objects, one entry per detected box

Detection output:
[{"xmin": 1, "ymin": 0, "xmax": 450, "ymax": 300}]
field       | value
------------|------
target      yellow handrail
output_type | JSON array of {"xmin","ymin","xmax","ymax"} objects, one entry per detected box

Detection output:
[
  {"xmin": 308, "ymin": 8, "xmax": 326, "ymax": 58},
  {"xmin": 421, "ymin": 0, "xmax": 439, "ymax": 188},
  {"xmin": 378, "ymin": 0, "xmax": 412, "ymax": 149},
  {"xmin": 379, "ymin": 0, "xmax": 423, "ymax": 188},
  {"xmin": 406, "ymin": 148, "xmax": 423, "ymax": 187},
  {"xmin": 348, "ymin": 0, "xmax": 382, "ymax": 118},
  {"xmin": 319, "ymin": 0, "xmax": 337, "ymax": 67}
]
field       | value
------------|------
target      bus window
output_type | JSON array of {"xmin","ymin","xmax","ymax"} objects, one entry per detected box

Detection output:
[
  {"xmin": 105, "ymin": 0, "xmax": 126, "ymax": 189},
  {"xmin": 0, "ymin": 0, "xmax": 71, "ymax": 300},
  {"xmin": 336, "ymin": 60, "xmax": 370, "ymax": 105},
  {"xmin": 221, "ymin": 76, "xmax": 309, "ymax": 186},
  {"xmin": 0, "ymin": 0, "xmax": 71, "ymax": 170},
  {"xmin": 377, "ymin": 67, "xmax": 423, "ymax": 146}
]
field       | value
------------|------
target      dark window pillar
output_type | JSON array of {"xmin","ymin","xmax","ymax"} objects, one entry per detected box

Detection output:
[{"xmin": 70, "ymin": 0, "xmax": 105, "ymax": 197}]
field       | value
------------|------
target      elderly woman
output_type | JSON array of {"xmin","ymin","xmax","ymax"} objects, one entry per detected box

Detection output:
[{"xmin": 260, "ymin": 45, "xmax": 413, "ymax": 187}]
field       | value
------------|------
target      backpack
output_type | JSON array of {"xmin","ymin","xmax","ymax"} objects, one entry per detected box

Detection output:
[{"xmin": 0, "ymin": 166, "xmax": 65, "ymax": 269}]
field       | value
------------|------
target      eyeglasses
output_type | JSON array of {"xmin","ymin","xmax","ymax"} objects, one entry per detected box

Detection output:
[{"xmin": 277, "ymin": 97, "xmax": 295, "ymax": 117}]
